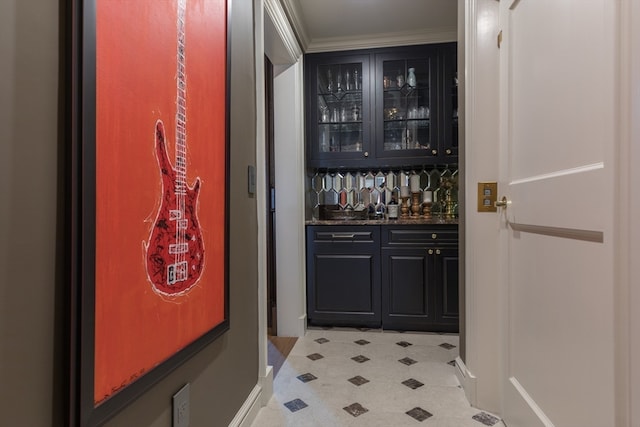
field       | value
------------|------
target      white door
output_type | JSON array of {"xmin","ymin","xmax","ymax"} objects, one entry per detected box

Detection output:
[{"xmin": 498, "ymin": 0, "xmax": 616, "ymax": 425}]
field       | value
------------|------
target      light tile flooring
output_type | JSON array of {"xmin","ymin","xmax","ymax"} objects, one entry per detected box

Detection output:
[{"xmin": 252, "ymin": 328, "xmax": 504, "ymax": 427}]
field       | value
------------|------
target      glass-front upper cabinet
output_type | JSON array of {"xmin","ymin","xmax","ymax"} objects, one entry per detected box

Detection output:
[
  {"xmin": 304, "ymin": 43, "xmax": 457, "ymax": 169},
  {"xmin": 305, "ymin": 53, "xmax": 372, "ymax": 168},
  {"xmin": 441, "ymin": 43, "xmax": 458, "ymax": 157},
  {"xmin": 374, "ymin": 46, "xmax": 438, "ymax": 161}
]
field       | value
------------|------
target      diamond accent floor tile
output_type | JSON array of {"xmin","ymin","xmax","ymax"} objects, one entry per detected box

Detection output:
[
  {"xmin": 448, "ymin": 359, "xmax": 456, "ymax": 366},
  {"xmin": 354, "ymin": 339, "xmax": 370, "ymax": 345},
  {"xmin": 406, "ymin": 407, "xmax": 433, "ymax": 422},
  {"xmin": 351, "ymin": 355, "xmax": 370, "ymax": 363},
  {"xmin": 296, "ymin": 373, "xmax": 317, "ymax": 383},
  {"xmin": 252, "ymin": 329, "xmax": 469, "ymax": 427},
  {"xmin": 473, "ymin": 412, "xmax": 501, "ymax": 426},
  {"xmin": 348, "ymin": 375, "xmax": 370, "ymax": 386},
  {"xmin": 440, "ymin": 342, "xmax": 456, "ymax": 349},
  {"xmin": 283, "ymin": 398, "xmax": 308, "ymax": 413},
  {"xmin": 402, "ymin": 378, "xmax": 425, "ymax": 390},
  {"xmin": 399, "ymin": 357, "xmax": 417, "ymax": 366},
  {"xmin": 344, "ymin": 402, "xmax": 369, "ymax": 417}
]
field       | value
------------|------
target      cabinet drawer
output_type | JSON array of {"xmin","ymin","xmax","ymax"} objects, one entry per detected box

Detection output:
[
  {"xmin": 309, "ymin": 226, "xmax": 379, "ymax": 243},
  {"xmin": 381, "ymin": 225, "xmax": 458, "ymax": 246}
]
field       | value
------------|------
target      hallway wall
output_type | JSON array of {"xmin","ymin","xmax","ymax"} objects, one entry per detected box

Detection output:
[{"xmin": 0, "ymin": 1, "xmax": 260, "ymax": 426}]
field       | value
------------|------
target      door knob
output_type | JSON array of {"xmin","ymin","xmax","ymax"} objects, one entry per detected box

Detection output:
[{"xmin": 494, "ymin": 196, "xmax": 509, "ymax": 208}]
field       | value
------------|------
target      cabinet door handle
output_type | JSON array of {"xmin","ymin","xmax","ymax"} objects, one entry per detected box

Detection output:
[
  {"xmin": 446, "ymin": 149, "xmax": 452, "ymax": 155},
  {"xmin": 364, "ymin": 151, "xmax": 369, "ymax": 157},
  {"xmin": 331, "ymin": 233, "xmax": 355, "ymax": 239},
  {"xmin": 431, "ymin": 149, "xmax": 438, "ymax": 155},
  {"xmin": 436, "ymin": 249, "xmax": 441, "ymax": 255},
  {"xmin": 431, "ymin": 233, "xmax": 437, "ymax": 239},
  {"xmin": 428, "ymin": 249, "xmax": 434, "ymax": 255}
]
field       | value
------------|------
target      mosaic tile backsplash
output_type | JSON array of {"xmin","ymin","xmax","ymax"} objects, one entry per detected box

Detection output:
[{"xmin": 307, "ymin": 166, "xmax": 458, "ymax": 219}]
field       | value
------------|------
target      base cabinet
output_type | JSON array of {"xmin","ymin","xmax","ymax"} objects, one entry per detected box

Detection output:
[
  {"xmin": 381, "ymin": 248, "xmax": 432, "ymax": 330},
  {"xmin": 306, "ymin": 226, "xmax": 381, "ymax": 327},
  {"xmin": 435, "ymin": 247, "xmax": 459, "ymax": 328},
  {"xmin": 306, "ymin": 224, "xmax": 458, "ymax": 332},
  {"xmin": 381, "ymin": 225, "xmax": 458, "ymax": 332}
]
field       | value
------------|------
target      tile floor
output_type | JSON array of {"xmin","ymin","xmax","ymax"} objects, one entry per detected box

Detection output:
[{"xmin": 252, "ymin": 328, "xmax": 504, "ymax": 427}]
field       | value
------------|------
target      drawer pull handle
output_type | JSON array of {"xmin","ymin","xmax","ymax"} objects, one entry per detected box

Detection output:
[
  {"xmin": 432, "ymin": 233, "xmax": 437, "ymax": 239},
  {"xmin": 428, "ymin": 249, "xmax": 434, "ymax": 255},
  {"xmin": 331, "ymin": 233, "xmax": 356, "ymax": 239},
  {"xmin": 436, "ymin": 249, "xmax": 441, "ymax": 255}
]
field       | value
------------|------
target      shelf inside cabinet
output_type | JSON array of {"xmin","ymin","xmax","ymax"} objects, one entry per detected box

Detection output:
[{"xmin": 318, "ymin": 90, "xmax": 363, "ymax": 98}]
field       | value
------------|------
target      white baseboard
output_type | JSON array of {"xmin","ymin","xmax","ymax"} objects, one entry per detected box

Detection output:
[
  {"xmin": 455, "ymin": 356, "xmax": 477, "ymax": 406},
  {"xmin": 260, "ymin": 365, "xmax": 274, "ymax": 406},
  {"xmin": 228, "ymin": 384, "xmax": 264, "ymax": 427},
  {"xmin": 297, "ymin": 314, "xmax": 307, "ymax": 337}
]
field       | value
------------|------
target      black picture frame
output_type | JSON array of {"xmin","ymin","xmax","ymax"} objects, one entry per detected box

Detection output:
[{"xmin": 66, "ymin": 1, "xmax": 231, "ymax": 425}]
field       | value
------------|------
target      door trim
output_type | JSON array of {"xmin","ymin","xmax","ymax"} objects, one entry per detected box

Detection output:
[{"xmin": 254, "ymin": 0, "xmax": 271, "ymax": 406}]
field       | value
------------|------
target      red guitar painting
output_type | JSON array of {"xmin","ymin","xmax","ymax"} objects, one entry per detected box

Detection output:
[{"xmin": 145, "ymin": 0, "xmax": 204, "ymax": 295}]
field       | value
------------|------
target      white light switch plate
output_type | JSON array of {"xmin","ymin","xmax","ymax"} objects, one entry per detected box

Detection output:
[{"xmin": 248, "ymin": 165, "xmax": 256, "ymax": 195}]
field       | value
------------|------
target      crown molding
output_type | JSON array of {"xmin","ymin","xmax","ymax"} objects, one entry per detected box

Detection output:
[
  {"xmin": 265, "ymin": 0, "xmax": 304, "ymax": 60},
  {"xmin": 277, "ymin": 0, "xmax": 309, "ymax": 52},
  {"xmin": 305, "ymin": 27, "xmax": 458, "ymax": 53}
]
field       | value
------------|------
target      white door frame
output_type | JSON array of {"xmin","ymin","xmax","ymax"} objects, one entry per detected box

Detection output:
[
  {"xmin": 254, "ymin": 0, "xmax": 304, "ymax": 407},
  {"xmin": 458, "ymin": 0, "xmax": 502, "ymax": 413},
  {"xmin": 617, "ymin": 0, "xmax": 640, "ymax": 425},
  {"xmin": 253, "ymin": 0, "xmax": 271, "ymax": 404}
]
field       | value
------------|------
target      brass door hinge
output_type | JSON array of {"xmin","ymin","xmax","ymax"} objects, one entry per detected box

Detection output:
[{"xmin": 497, "ymin": 30, "xmax": 503, "ymax": 48}]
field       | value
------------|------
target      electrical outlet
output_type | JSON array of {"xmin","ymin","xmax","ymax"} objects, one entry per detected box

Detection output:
[{"xmin": 173, "ymin": 383, "xmax": 190, "ymax": 427}]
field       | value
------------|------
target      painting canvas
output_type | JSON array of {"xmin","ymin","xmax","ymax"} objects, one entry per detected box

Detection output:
[{"xmin": 70, "ymin": 0, "xmax": 229, "ymax": 424}]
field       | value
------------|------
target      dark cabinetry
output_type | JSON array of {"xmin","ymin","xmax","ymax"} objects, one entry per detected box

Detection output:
[
  {"xmin": 306, "ymin": 226, "xmax": 381, "ymax": 327},
  {"xmin": 381, "ymin": 225, "xmax": 459, "ymax": 332},
  {"xmin": 305, "ymin": 43, "xmax": 458, "ymax": 169},
  {"xmin": 439, "ymin": 43, "xmax": 459, "ymax": 158},
  {"xmin": 306, "ymin": 224, "xmax": 458, "ymax": 332},
  {"xmin": 305, "ymin": 53, "xmax": 373, "ymax": 168}
]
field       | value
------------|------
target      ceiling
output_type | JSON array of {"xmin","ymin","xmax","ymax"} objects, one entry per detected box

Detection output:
[{"xmin": 281, "ymin": 0, "xmax": 458, "ymax": 52}]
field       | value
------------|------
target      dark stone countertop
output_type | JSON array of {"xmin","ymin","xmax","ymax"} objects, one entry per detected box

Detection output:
[{"xmin": 306, "ymin": 217, "xmax": 459, "ymax": 226}]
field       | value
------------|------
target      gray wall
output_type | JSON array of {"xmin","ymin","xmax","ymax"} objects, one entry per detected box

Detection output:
[{"xmin": 0, "ymin": 0, "xmax": 259, "ymax": 426}]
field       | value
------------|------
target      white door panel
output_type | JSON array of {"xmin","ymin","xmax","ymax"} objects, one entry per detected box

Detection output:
[
  {"xmin": 499, "ymin": 0, "xmax": 616, "ymax": 425},
  {"xmin": 507, "ymin": 0, "xmax": 615, "ymax": 182},
  {"xmin": 508, "ymin": 233, "xmax": 614, "ymax": 426},
  {"xmin": 508, "ymin": 164, "xmax": 605, "ymax": 234}
]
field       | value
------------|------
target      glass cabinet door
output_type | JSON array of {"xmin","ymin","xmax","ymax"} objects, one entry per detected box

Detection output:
[
  {"xmin": 441, "ymin": 44, "xmax": 458, "ymax": 157},
  {"xmin": 316, "ymin": 62, "xmax": 364, "ymax": 153},
  {"xmin": 376, "ymin": 49, "xmax": 437, "ymax": 159},
  {"xmin": 306, "ymin": 53, "xmax": 371, "ymax": 167}
]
